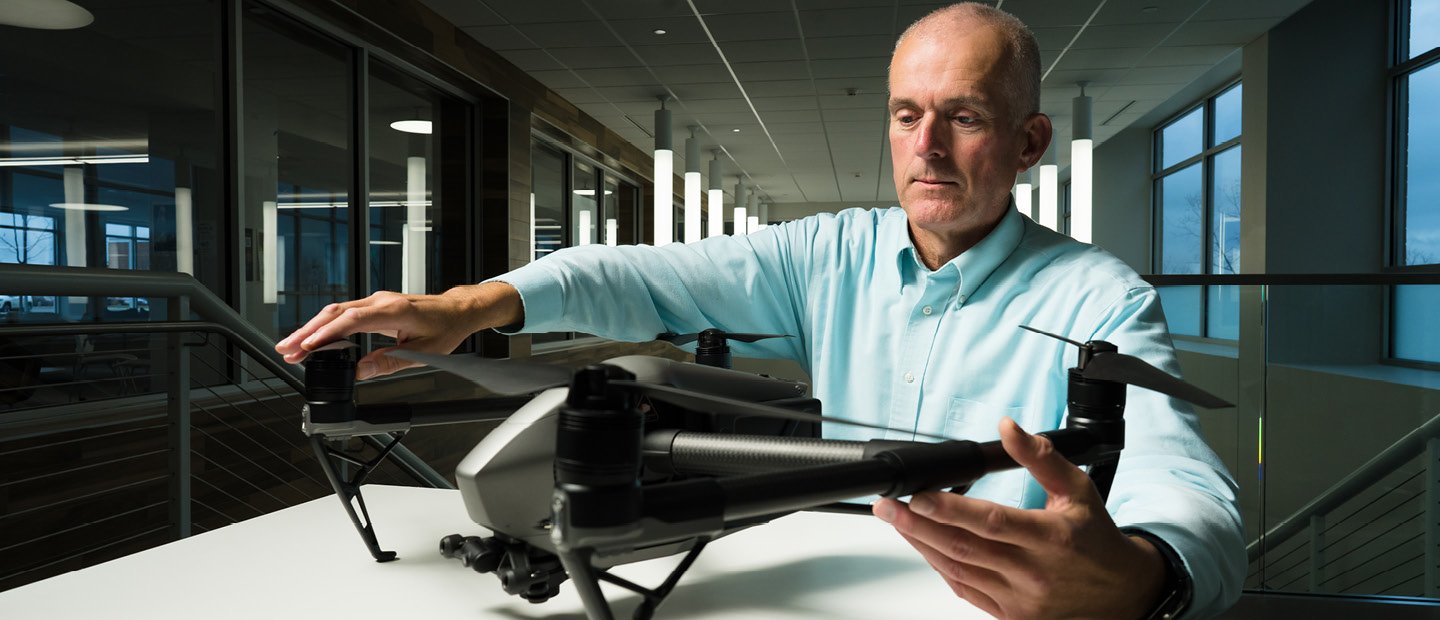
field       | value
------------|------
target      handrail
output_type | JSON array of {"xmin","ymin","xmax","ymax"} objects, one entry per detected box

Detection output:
[
  {"xmin": 0, "ymin": 264, "xmax": 293, "ymax": 380},
  {"xmin": 1143, "ymin": 273, "xmax": 1440, "ymax": 286},
  {"xmin": 0, "ymin": 321, "xmax": 304, "ymax": 394},
  {"xmin": 1247, "ymin": 410, "xmax": 1440, "ymax": 562},
  {"xmin": 0, "ymin": 264, "xmax": 454, "ymax": 490}
]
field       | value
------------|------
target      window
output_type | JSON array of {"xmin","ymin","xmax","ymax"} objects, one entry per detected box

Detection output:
[
  {"xmin": 1390, "ymin": 0, "xmax": 1440, "ymax": 363},
  {"xmin": 1153, "ymin": 82, "xmax": 1243, "ymax": 340},
  {"xmin": 0, "ymin": 0, "xmax": 224, "ymax": 321},
  {"xmin": 528, "ymin": 136, "xmax": 641, "ymax": 345}
]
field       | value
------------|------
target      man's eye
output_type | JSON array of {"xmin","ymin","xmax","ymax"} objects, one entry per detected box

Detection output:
[
  {"xmin": 954, "ymin": 115, "xmax": 976, "ymax": 125},
  {"xmin": 896, "ymin": 113, "xmax": 918, "ymax": 125}
]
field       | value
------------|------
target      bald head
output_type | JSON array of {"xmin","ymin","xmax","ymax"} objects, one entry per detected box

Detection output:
[{"xmin": 891, "ymin": 3, "xmax": 1041, "ymax": 126}]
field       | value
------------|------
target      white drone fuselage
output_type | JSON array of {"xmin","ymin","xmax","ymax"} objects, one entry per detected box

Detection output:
[{"xmin": 453, "ymin": 355, "xmax": 809, "ymax": 568}]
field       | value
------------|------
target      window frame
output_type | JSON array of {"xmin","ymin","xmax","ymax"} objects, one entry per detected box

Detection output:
[
  {"xmin": 1385, "ymin": 0, "xmax": 1440, "ymax": 368},
  {"xmin": 1151, "ymin": 79, "xmax": 1243, "ymax": 341}
]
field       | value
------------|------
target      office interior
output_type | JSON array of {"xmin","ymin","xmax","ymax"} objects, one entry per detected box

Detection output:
[{"xmin": 0, "ymin": 0, "xmax": 1437, "ymax": 617}]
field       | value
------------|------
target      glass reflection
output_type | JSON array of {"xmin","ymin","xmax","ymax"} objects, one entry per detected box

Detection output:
[
  {"xmin": 0, "ymin": 0, "xmax": 222, "ymax": 321},
  {"xmin": 242, "ymin": 4, "xmax": 353, "ymax": 337}
]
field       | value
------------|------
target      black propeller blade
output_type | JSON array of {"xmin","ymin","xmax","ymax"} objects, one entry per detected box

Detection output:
[
  {"xmin": 608, "ymin": 380, "xmax": 953, "ymax": 442},
  {"xmin": 1020, "ymin": 325, "xmax": 1234, "ymax": 409},
  {"xmin": 657, "ymin": 330, "xmax": 791, "ymax": 346},
  {"xmin": 311, "ymin": 340, "xmax": 359, "ymax": 352},
  {"xmin": 383, "ymin": 348, "xmax": 958, "ymax": 440},
  {"xmin": 386, "ymin": 350, "xmax": 572, "ymax": 396},
  {"xmin": 1083, "ymin": 352, "xmax": 1233, "ymax": 409}
]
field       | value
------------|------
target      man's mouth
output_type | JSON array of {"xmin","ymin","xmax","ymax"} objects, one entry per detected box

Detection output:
[{"xmin": 913, "ymin": 178, "xmax": 956, "ymax": 187}]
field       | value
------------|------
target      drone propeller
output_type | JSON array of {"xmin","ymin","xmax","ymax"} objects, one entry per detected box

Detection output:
[
  {"xmin": 607, "ymin": 380, "xmax": 952, "ymax": 442},
  {"xmin": 657, "ymin": 330, "xmax": 791, "ymax": 346},
  {"xmin": 1019, "ymin": 325, "xmax": 1233, "ymax": 409},
  {"xmin": 311, "ymin": 340, "xmax": 359, "ymax": 352},
  {"xmin": 386, "ymin": 350, "xmax": 573, "ymax": 396},
  {"xmin": 383, "ymin": 348, "xmax": 948, "ymax": 440}
]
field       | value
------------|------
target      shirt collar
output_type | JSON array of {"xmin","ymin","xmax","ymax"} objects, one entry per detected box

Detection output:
[{"xmin": 883, "ymin": 204, "xmax": 1026, "ymax": 298}]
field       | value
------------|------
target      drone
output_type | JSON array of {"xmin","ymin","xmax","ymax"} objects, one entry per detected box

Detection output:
[{"xmin": 298, "ymin": 326, "xmax": 1230, "ymax": 620}]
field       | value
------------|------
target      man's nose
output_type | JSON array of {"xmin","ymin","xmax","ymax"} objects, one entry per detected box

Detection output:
[{"xmin": 913, "ymin": 114, "xmax": 948, "ymax": 159}]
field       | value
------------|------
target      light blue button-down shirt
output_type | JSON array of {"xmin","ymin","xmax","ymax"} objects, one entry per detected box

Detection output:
[{"xmin": 496, "ymin": 206, "xmax": 1245, "ymax": 618}]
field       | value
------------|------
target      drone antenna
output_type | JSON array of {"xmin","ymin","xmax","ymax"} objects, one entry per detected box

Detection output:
[{"xmin": 1019, "ymin": 324, "xmax": 1086, "ymax": 348}]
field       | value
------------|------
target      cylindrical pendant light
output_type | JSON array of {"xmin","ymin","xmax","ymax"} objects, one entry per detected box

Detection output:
[
  {"xmin": 683, "ymin": 126, "xmax": 701, "ymax": 243},
  {"xmin": 653, "ymin": 97, "xmax": 673, "ymax": 246},
  {"xmin": 1038, "ymin": 143, "xmax": 1058, "ymax": 232},
  {"xmin": 746, "ymin": 192, "xmax": 758, "ymax": 233},
  {"xmin": 1071, "ymin": 81, "xmax": 1093, "ymax": 243},
  {"xmin": 707, "ymin": 150, "xmax": 724, "ymax": 238},
  {"xmin": 733, "ymin": 179, "xmax": 748, "ymax": 236},
  {"xmin": 1014, "ymin": 169, "xmax": 1033, "ymax": 220}
]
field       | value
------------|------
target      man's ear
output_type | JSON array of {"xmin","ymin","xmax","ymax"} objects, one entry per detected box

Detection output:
[{"xmin": 1018, "ymin": 113, "xmax": 1053, "ymax": 171}]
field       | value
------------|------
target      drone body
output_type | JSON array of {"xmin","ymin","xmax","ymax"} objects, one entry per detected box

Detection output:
[{"xmin": 299, "ymin": 327, "xmax": 1231, "ymax": 619}]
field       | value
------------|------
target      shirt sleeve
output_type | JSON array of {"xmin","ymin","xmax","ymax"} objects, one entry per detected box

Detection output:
[
  {"xmin": 1085, "ymin": 286, "xmax": 1247, "ymax": 619},
  {"xmin": 487, "ymin": 221, "xmax": 814, "ymax": 363}
]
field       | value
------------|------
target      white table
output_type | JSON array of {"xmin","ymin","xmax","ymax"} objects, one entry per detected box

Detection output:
[{"xmin": 0, "ymin": 485, "xmax": 988, "ymax": 619}]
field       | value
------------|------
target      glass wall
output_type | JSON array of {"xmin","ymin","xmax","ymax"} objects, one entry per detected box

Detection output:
[
  {"xmin": 528, "ymin": 136, "xmax": 641, "ymax": 345},
  {"xmin": 0, "ymin": 0, "xmax": 224, "ymax": 320},
  {"xmin": 242, "ymin": 5, "xmax": 354, "ymax": 338},
  {"xmin": 366, "ymin": 60, "xmax": 471, "ymax": 297}
]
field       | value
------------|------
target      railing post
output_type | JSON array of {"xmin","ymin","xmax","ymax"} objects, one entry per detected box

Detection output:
[
  {"xmin": 1426, "ymin": 437, "xmax": 1440, "ymax": 597},
  {"xmin": 167, "ymin": 295, "xmax": 192, "ymax": 539},
  {"xmin": 1309, "ymin": 514, "xmax": 1325, "ymax": 592}
]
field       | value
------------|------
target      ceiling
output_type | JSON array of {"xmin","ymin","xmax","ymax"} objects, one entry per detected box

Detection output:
[{"xmin": 418, "ymin": 0, "xmax": 1312, "ymax": 206}]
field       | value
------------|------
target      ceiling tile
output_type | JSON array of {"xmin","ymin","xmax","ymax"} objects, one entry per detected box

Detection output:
[
  {"xmin": 547, "ymin": 46, "xmax": 644, "ymax": 69},
  {"xmin": 632, "ymin": 43, "xmax": 725, "ymax": 66},
  {"xmin": 652, "ymin": 63, "xmax": 736, "ymax": 85},
  {"xmin": 1165, "ymin": 18, "xmax": 1275, "ymax": 47},
  {"xmin": 1138, "ymin": 45, "xmax": 1238, "ymax": 68},
  {"xmin": 804, "ymin": 35, "xmax": 896, "ymax": 60},
  {"xmin": 459, "ymin": 25, "xmax": 536, "ymax": 50},
  {"xmin": 800, "ymin": 7, "xmax": 896, "ymax": 38},
  {"xmin": 1006, "ymin": 0, "xmax": 1108, "ymax": 28},
  {"xmin": 510, "ymin": 21, "xmax": 623, "ymax": 48},
  {"xmin": 1071, "ymin": 23, "xmax": 1172, "ymax": 50},
  {"xmin": 703, "ymin": 12, "xmax": 801, "ymax": 42},
  {"xmin": 714, "ymin": 39, "xmax": 808, "ymax": 63},
  {"xmin": 487, "ymin": 0, "xmax": 591, "ymax": 24},
  {"xmin": 498, "ymin": 49, "xmax": 568, "ymax": 71},
  {"xmin": 423, "ymin": 0, "xmax": 508, "ymax": 27}
]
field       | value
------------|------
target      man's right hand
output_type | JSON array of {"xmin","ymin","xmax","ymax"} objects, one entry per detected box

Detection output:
[{"xmin": 273, "ymin": 281, "xmax": 523, "ymax": 380}]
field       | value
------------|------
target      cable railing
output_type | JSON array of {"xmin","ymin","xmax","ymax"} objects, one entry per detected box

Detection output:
[
  {"xmin": 1143, "ymin": 273, "xmax": 1440, "ymax": 600},
  {"xmin": 0, "ymin": 264, "xmax": 456, "ymax": 592}
]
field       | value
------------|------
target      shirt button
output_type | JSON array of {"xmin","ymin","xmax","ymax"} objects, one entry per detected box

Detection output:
[
  {"xmin": 957, "ymin": 294, "xmax": 968, "ymax": 304},
  {"xmin": 921, "ymin": 305, "xmax": 933, "ymax": 316},
  {"xmin": 903, "ymin": 372, "xmax": 915, "ymax": 383}
]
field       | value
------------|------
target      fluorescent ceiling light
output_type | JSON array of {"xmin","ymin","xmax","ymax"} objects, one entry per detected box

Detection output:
[
  {"xmin": 0, "ymin": 154, "xmax": 149, "ymax": 167},
  {"xmin": 0, "ymin": 0, "xmax": 93, "ymax": 30},
  {"xmin": 390, "ymin": 120, "xmax": 432, "ymax": 135},
  {"xmin": 50, "ymin": 202, "xmax": 128, "ymax": 212},
  {"xmin": 370, "ymin": 240, "xmax": 401, "ymax": 246},
  {"xmin": 572, "ymin": 189, "xmax": 614, "ymax": 196}
]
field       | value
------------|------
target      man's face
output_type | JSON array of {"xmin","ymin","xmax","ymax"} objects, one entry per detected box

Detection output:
[{"xmin": 888, "ymin": 24, "xmax": 1035, "ymax": 239}]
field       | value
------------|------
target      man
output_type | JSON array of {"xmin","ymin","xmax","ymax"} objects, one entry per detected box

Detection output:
[{"xmin": 277, "ymin": 3, "xmax": 1245, "ymax": 618}]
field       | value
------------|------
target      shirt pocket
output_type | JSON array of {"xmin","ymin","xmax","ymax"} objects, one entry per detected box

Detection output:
[{"xmin": 945, "ymin": 397, "xmax": 1026, "ymax": 507}]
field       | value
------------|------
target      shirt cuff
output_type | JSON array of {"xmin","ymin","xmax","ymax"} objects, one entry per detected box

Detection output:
[{"xmin": 483, "ymin": 262, "xmax": 565, "ymax": 335}]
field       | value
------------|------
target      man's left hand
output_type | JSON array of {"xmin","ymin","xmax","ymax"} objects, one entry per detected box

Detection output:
[{"xmin": 873, "ymin": 417, "xmax": 1166, "ymax": 620}]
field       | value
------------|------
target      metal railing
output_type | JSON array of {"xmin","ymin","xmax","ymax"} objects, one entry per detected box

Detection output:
[
  {"xmin": 0, "ymin": 264, "xmax": 453, "ymax": 592},
  {"xmin": 1143, "ymin": 273, "xmax": 1440, "ymax": 599}
]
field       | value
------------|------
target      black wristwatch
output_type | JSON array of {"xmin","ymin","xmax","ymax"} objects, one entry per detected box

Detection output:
[{"xmin": 1121, "ymin": 527, "xmax": 1193, "ymax": 620}]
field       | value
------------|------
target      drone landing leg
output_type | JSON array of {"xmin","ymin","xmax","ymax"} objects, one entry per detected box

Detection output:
[
  {"xmin": 310, "ymin": 433, "xmax": 405, "ymax": 562},
  {"xmin": 558, "ymin": 547, "xmax": 616, "ymax": 620},
  {"xmin": 1087, "ymin": 457, "xmax": 1118, "ymax": 502},
  {"xmin": 595, "ymin": 539, "xmax": 709, "ymax": 620}
]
